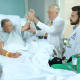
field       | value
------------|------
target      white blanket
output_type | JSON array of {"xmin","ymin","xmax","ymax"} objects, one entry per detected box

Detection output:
[{"xmin": 0, "ymin": 38, "xmax": 80, "ymax": 80}]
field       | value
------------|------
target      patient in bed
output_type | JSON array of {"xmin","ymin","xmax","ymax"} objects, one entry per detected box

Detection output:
[{"xmin": 0, "ymin": 18, "xmax": 31, "ymax": 58}]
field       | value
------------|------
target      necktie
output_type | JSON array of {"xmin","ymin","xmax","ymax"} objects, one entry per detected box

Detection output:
[
  {"xmin": 44, "ymin": 21, "xmax": 53, "ymax": 39},
  {"xmin": 49, "ymin": 21, "xmax": 53, "ymax": 27}
]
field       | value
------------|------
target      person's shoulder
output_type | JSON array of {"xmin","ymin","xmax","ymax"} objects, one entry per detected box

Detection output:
[
  {"xmin": 75, "ymin": 25, "xmax": 80, "ymax": 38},
  {"xmin": 76, "ymin": 25, "xmax": 80, "ymax": 32},
  {"xmin": 0, "ymin": 31, "xmax": 5, "ymax": 35},
  {"xmin": 55, "ymin": 17, "xmax": 65, "ymax": 26},
  {"xmin": 55, "ymin": 17, "xmax": 64, "ymax": 23}
]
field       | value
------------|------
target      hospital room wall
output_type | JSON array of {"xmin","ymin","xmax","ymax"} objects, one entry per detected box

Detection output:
[
  {"xmin": 28, "ymin": 0, "xmax": 58, "ymax": 22},
  {"xmin": 28, "ymin": 0, "xmax": 45, "ymax": 22},
  {"xmin": 60, "ymin": 0, "xmax": 80, "ymax": 38},
  {"xmin": 25, "ymin": 0, "xmax": 28, "ymax": 17},
  {"xmin": 0, "ymin": 0, "xmax": 25, "ymax": 17}
]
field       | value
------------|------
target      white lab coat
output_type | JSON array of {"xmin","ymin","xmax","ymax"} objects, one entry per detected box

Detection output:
[
  {"xmin": 65, "ymin": 24, "xmax": 80, "ymax": 59},
  {"xmin": 36, "ymin": 17, "xmax": 65, "ymax": 58}
]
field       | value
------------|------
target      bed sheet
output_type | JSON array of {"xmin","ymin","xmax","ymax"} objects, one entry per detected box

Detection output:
[{"xmin": 0, "ymin": 38, "xmax": 80, "ymax": 80}]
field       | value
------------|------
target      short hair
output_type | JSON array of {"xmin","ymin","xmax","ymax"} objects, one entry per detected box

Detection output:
[
  {"xmin": 72, "ymin": 6, "xmax": 80, "ymax": 17},
  {"xmin": 50, "ymin": 4, "xmax": 60, "ymax": 13},
  {"xmin": 1, "ymin": 19, "xmax": 10, "ymax": 27}
]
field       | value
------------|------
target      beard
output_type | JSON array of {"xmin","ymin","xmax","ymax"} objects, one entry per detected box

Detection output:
[{"xmin": 70, "ymin": 17, "xmax": 79, "ymax": 25}]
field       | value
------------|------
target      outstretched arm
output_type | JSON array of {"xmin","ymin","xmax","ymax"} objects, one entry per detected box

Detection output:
[
  {"xmin": 21, "ymin": 20, "xmax": 31, "ymax": 32},
  {"xmin": 0, "ymin": 42, "xmax": 21, "ymax": 58}
]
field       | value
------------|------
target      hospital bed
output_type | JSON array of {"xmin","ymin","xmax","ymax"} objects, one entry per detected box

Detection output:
[
  {"xmin": 0, "ymin": 14, "xmax": 80, "ymax": 80},
  {"xmin": 0, "ymin": 64, "xmax": 2, "ymax": 80}
]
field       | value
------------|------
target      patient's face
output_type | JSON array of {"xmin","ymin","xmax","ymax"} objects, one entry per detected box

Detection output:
[
  {"xmin": 70, "ymin": 11, "xmax": 79, "ymax": 25},
  {"xmin": 48, "ymin": 6, "xmax": 58, "ymax": 20},
  {"xmin": 3, "ymin": 21, "xmax": 13, "ymax": 32}
]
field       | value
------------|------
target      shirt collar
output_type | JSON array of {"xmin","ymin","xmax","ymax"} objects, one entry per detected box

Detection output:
[
  {"xmin": 51, "ymin": 16, "xmax": 59, "ymax": 23},
  {"xmin": 73, "ymin": 24, "xmax": 80, "ymax": 32}
]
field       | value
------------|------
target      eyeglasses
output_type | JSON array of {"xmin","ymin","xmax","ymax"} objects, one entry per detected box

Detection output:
[{"xmin": 71, "ymin": 14, "xmax": 78, "ymax": 18}]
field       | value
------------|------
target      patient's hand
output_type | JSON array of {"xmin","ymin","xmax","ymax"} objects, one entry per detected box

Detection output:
[
  {"xmin": 12, "ymin": 52, "xmax": 22, "ymax": 58},
  {"xmin": 28, "ymin": 9, "xmax": 35, "ymax": 21},
  {"xmin": 28, "ymin": 27, "xmax": 36, "ymax": 34}
]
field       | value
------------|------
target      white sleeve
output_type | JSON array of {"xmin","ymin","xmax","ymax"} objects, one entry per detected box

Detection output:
[
  {"xmin": 36, "ymin": 30, "xmax": 45, "ymax": 36},
  {"xmin": 74, "ymin": 28, "xmax": 80, "ymax": 53},
  {"xmin": 36, "ymin": 20, "xmax": 64, "ymax": 34}
]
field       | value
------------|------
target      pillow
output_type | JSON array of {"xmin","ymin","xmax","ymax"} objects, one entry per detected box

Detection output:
[
  {"xmin": 20, "ymin": 18, "xmax": 26, "ymax": 26},
  {"xmin": 0, "ymin": 14, "xmax": 21, "ymax": 31}
]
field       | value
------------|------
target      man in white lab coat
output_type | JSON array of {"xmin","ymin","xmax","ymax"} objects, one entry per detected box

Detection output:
[
  {"xmin": 28, "ymin": 5, "xmax": 65, "ymax": 58},
  {"xmin": 65, "ymin": 6, "xmax": 80, "ymax": 59}
]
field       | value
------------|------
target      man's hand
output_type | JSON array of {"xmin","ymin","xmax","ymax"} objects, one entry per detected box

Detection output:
[
  {"xmin": 21, "ymin": 24, "xmax": 30, "ymax": 32},
  {"xmin": 21, "ymin": 9, "xmax": 39, "ymax": 32},
  {"xmin": 11, "ymin": 52, "xmax": 22, "ymax": 58},
  {"xmin": 28, "ymin": 27, "xmax": 36, "ymax": 34},
  {"xmin": 21, "ymin": 9, "xmax": 35, "ymax": 32},
  {"xmin": 28, "ymin": 9, "xmax": 35, "ymax": 21},
  {"xmin": 28, "ymin": 9, "xmax": 39, "ymax": 24}
]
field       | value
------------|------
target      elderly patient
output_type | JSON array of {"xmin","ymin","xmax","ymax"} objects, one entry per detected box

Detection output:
[{"xmin": 0, "ymin": 18, "xmax": 31, "ymax": 58}]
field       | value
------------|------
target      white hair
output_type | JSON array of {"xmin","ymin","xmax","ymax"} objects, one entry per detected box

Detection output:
[{"xmin": 50, "ymin": 4, "xmax": 60, "ymax": 13}]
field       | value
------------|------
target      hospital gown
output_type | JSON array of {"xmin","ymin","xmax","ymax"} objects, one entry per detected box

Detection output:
[{"xmin": 0, "ymin": 25, "xmax": 25, "ymax": 52}]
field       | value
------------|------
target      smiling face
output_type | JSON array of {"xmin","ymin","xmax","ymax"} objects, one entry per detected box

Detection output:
[
  {"xmin": 1, "ymin": 19, "xmax": 13, "ymax": 32},
  {"xmin": 48, "ymin": 5, "xmax": 59, "ymax": 20}
]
